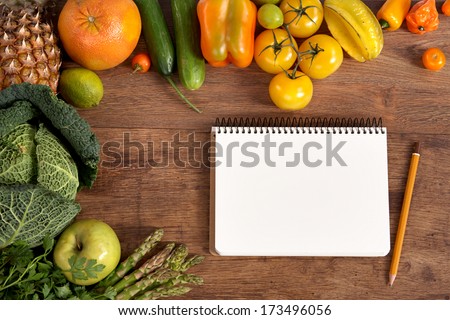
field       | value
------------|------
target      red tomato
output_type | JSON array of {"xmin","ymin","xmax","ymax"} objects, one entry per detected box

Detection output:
[{"xmin": 131, "ymin": 53, "xmax": 151, "ymax": 73}]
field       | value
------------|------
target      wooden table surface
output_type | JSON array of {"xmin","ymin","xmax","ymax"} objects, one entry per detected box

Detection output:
[{"xmin": 62, "ymin": 1, "xmax": 450, "ymax": 299}]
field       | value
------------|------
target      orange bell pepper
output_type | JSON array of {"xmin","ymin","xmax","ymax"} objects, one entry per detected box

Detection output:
[
  {"xmin": 405, "ymin": 0, "xmax": 439, "ymax": 34},
  {"xmin": 197, "ymin": 0, "xmax": 257, "ymax": 68},
  {"xmin": 376, "ymin": 0, "xmax": 411, "ymax": 31}
]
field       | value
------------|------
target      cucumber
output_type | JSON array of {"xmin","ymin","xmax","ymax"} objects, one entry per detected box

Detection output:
[
  {"xmin": 133, "ymin": 0, "xmax": 175, "ymax": 76},
  {"xmin": 133, "ymin": 0, "xmax": 201, "ymax": 113},
  {"xmin": 171, "ymin": 0, "xmax": 206, "ymax": 90}
]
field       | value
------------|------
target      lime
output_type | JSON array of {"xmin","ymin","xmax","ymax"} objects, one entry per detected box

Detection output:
[
  {"xmin": 59, "ymin": 68, "xmax": 104, "ymax": 109},
  {"xmin": 258, "ymin": 4, "xmax": 284, "ymax": 29}
]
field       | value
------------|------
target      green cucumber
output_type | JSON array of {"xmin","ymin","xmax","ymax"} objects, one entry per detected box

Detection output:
[
  {"xmin": 171, "ymin": 0, "xmax": 206, "ymax": 90},
  {"xmin": 133, "ymin": 0, "xmax": 201, "ymax": 113},
  {"xmin": 133, "ymin": 0, "xmax": 174, "ymax": 76}
]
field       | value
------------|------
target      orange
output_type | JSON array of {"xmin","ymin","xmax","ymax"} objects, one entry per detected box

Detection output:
[{"xmin": 58, "ymin": 0, "xmax": 141, "ymax": 71}]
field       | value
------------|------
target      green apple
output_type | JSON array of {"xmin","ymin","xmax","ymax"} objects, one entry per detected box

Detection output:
[{"xmin": 53, "ymin": 218, "xmax": 121, "ymax": 286}]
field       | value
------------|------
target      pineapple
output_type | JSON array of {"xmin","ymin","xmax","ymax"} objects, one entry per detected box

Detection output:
[{"xmin": 0, "ymin": 0, "xmax": 61, "ymax": 92}]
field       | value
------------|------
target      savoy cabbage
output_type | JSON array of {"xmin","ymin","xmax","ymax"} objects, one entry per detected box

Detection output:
[
  {"xmin": 36, "ymin": 124, "xmax": 79, "ymax": 200},
  {"xmin": 0, "ymin": 184, "xmax": 80, "ymax": 249},
  {"xmin": 0, "ymin": 83, "xmax": 100, "ymax": 188},
  {"xmin": 0, "ymin": 83, "xmax": 100, "ymax": 249}
]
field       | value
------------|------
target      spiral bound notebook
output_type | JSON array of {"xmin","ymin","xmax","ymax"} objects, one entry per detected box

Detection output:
[{"xmin": 210, "ymin": 117, "xmax": 390, "ymax": 257}]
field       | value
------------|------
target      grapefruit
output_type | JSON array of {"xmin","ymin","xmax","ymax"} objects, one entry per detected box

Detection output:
[{"xmin": 58, "ymin": 0, "xmax": 141, "ymax": 70}]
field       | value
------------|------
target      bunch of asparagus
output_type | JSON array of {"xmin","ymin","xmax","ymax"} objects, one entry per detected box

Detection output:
[{"xmin": 95, "ymin": 229, "xmax": 204, "ymax": 300}]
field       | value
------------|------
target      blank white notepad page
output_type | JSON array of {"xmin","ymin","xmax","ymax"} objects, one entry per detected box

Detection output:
[{"xmin": 210, "ymin": 126, "xmax": 390, "ymax": 256}]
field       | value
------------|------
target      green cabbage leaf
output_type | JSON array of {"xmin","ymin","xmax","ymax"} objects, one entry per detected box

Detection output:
[
  {"xmin": 0, "ymin": 101, "xmax": 40, "ymax": 137},
  {"xmin": 0, "ymin": 184, "xmax": 80, "ymax": 249},
  {"xmin": 0, "ymin": 124, "xmax": 37, "ymax": 185},
  {"xmin": 36, "ymin": 124, "xmax": 79, "ymax": 200}
]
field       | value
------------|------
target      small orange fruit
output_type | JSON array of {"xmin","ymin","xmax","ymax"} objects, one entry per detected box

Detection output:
[{"xmin": 58, "ymin": 0, "xmax": 141, "ymax": 71}]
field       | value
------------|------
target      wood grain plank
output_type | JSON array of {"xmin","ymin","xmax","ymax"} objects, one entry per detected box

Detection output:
[
  {"xmin": 51, "ymin": 0, "xmax": 450, "ymax": 300},
  {"xmin": 74, "ymin": 128, "xmax": 449, "ymax": 300}
]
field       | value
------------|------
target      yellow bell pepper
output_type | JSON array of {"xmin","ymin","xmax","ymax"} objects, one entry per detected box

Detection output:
[
  {"xmin": 197, "ymin": 0, "xmax": 257, "ymax": 68},
  {"xmin": 376, "ymin": 0, "xmax": 411, "ymax": 31}
]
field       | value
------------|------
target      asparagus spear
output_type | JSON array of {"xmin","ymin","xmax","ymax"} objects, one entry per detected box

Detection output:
[
  {"xmin": 93, "ymin": 228, "xmax": 204, "ymax": 301},
  {"xmin": 115, "ymin": 266, "xmax": 204, "ymax": 300},
  {"xmin": 163, "ymin": 244, "xmax": 188, "ymax": 271},
  {"xmin": 115, "ymin": 268, "xmax": 180, "ymax": 300},
  {"xmin": 134, "ymin": 285, "xmax": 192, "ymax": 300},
  {"xmin": 166, "ymin": 273, "xmax": 204, "ymax": 287},
  {"xmin": 112, "ymin": 243, "xmax": 175, "ymax": 294},
  {"xmin": 180, "ymin": 255, "xmax": 205, "ymax": 272},
  {"xmin": 98, "ymin": 229, "xmax": 164, "ymax": 289}
]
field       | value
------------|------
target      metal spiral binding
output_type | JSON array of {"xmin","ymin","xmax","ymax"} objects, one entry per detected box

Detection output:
[{"xmin": 215, "ymin": 117, "xmax": 384, "ymax": 134}]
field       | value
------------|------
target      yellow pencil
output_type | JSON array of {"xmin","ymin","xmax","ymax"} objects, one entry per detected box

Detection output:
[{"xmin": 388, "ymin": 142, "xmax": 421, "ymax": 287}]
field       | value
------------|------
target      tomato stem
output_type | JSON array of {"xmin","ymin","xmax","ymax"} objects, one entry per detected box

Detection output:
[
  {"xmin": 285, "ymin": 0, "xmax": 319, "ymax": 26},
  {"xmin": 282, "ymin": 21, "xmax": 323, "ymax": 79},
  {"xmin": 132, "ymin": 64, "xmax": 143, "ymax": 74},
  {"xmin": 302, "ymin": 42, "xmax": 324, "ymax": 69},
  {"xmin": 282, "ymin": 23, "xmax": 305, "ymax": 79},
  {"xmin": 259, "ymin": 29, "xmax": 293, "ymax": 67}
]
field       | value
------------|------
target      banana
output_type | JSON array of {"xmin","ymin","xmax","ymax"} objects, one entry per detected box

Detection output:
[{"xmin": 324, "ymin": 0, "xmax": 383, "ymax": 62}]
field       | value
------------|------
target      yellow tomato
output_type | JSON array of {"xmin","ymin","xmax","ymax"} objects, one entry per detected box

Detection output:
[
  {"xmin": 269, "ymin": 71, "xmax": 313, "ymax": 110},
  {"xmin": 280, "ymin": 0, "xmax": 323, "ymax": 38},
  {"xmin": 298, "ymin": 34, "xmax": 343, "ymax": 79},
  {"xmin": 254, "ymin": 28, "xmax": 299, "ymax": 74}
]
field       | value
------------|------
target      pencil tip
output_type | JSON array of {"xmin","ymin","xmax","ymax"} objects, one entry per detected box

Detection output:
[{"xmin": 388, "ymin": 274, "xmax": 396, "ymax": 287}]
